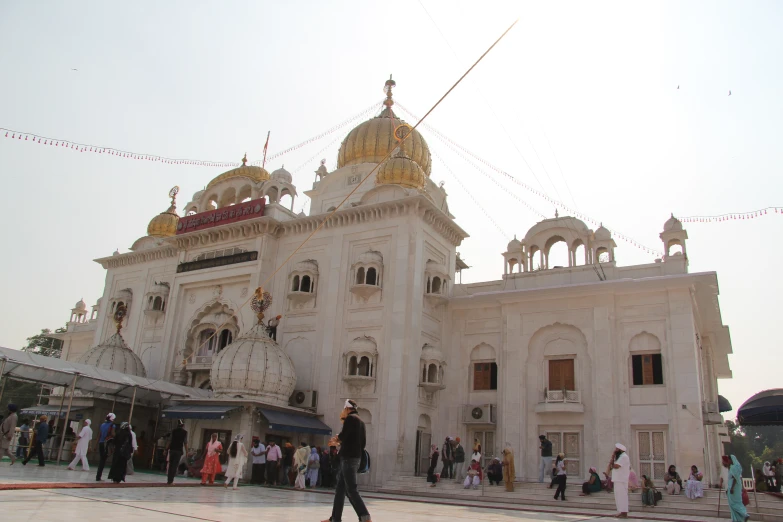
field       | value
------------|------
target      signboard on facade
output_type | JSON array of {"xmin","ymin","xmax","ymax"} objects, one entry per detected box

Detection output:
[
  {"xmin": 176, "ymin": 198, "xmax": 265, "ymax": 234},
  {"xmin": 177, "ymin": 251, "xmax": 258, "ymax": 273}
]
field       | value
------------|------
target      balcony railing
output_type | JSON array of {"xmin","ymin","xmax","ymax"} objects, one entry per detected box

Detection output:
[{"xmin": 542, "ymin": 390, "xmax": 581, "ymax": 403}]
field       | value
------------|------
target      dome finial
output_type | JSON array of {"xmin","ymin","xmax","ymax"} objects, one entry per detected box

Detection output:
[
  {"xmin": 383, "ymin": 74, "xmax": 396, "ymax": 109},
  {"xmin": 168, "ymin": 185, "xmax": 179, "ymax": 212},
  {"xmin": 242, "ymin": 153, "xmax": 248, "ymax": 166},
  {"xmin": 251, "ymin": 287, "xmax": 273, "ymax": 325}
]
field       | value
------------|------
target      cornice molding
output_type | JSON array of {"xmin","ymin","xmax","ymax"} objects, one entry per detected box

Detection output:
[{"xmin": 96, "ymin": 195, "xmax": 468, "ymax": 269}]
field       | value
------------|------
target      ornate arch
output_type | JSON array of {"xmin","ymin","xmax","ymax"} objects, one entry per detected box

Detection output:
[{"xmin": 181, "ymin": 298, "xmax": 243, "ymax": 361}]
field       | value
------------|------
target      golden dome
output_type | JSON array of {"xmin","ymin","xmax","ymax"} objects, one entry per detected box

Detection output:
[
  {"xmin": 376, "ymin": 155, "xmax": 427, "ymax": 190},
  {"xmin": 147, "ymin": 187, "xmax": 180, "ymax": 238},
  {"xmin": 337, "ymin": 77, "xmax": 432, "ymax": 175},
  {"xmin": 206, "ymin": 154, "xmax": 270, "ymax": 189}
]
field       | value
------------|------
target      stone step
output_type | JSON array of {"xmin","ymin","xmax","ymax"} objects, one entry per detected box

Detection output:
[{"xmin": 379, "ymin": 477, "xmax": 783, "ymax": 518}]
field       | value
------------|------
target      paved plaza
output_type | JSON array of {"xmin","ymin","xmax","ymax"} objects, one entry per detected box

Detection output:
[{"xmin": 0, "ymin": 463, "xmax": 730, "ymax": 522}]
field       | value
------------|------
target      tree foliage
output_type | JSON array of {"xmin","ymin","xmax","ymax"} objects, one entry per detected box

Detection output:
[
  {"xmin": 22, "ymin": 327, "xmax": 66, "ymax": 358},
  {"xmin": 725, "ymin": 419, "xmax": 783, "ymax": 476}
]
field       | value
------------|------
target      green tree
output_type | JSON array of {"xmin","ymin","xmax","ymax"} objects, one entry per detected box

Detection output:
[{"xmin": 22, "ymin": 327, "xmax": 66, "ymax": 358}]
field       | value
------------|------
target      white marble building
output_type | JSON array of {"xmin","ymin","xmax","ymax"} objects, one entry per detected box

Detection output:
[{"xmin": 53, "ymin": 78, "xmax": 732, "ymax": 486}]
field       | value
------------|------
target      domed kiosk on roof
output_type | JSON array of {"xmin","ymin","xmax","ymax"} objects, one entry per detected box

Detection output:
[
  {"xmin": 338, "ymin": 76, "xmax": 432, "ymax": 176},
  {"xmin": 210, "ymin": 289, "xmax": 296, "ymax": 406},
  {"xmin": 271, "ymin": 166, "xmax": 292, "ymax": 184},
  {"xmin": 207, "ymin": 154, "xmax": 270, "ymax": 189}
]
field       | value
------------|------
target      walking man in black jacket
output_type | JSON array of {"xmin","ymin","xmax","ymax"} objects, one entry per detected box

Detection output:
[{"xmin": 322, "ymin": 399, "xmax": 372, "ymax": 522}]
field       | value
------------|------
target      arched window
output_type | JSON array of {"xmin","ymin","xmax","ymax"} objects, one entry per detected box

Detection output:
[
  {"xmin": 292, "ymin": 275, "xmax": 300, "ymax": 292},
  {"xmin": 358, "ymin": 356, "xmax": 370, "ymax": 376},
  {"xmin": 366, "ymin": 267, "xmax": 377, "ymax": 285},
  {"xmin": 300, "ymin": 275, "xmax": 311, "ymax": 293},
  {"xmin": 596, "ymin": 247, "xmax": 609, "ymax": 263},
  {"xmin": 428, "ymin": 363, "xmax": 438, "ymax": 383},
  {"xmin": 667, "ymin": 241, "xmax": 683, "ymax": 256},
  {"xmin": 348, "ymin": 356, "xmax": 358, "ymax": 375},
  {"xmin": 153, "ymin": 296, "xmax": 163, "ymax": 311},
  {"xmin": 356, "ymin": 267, "xmax": 365, "ymax": 285},
  {"xmin": 431, "ymin": 277, "xmax": 441, "ymax": 294},
  {"xmin": 217, "ymin": 329, "xmax": 233, "ymax": 351},
  {"xmin": 197, "ymin": 329, "xmax": 216, "ymax": 356}
]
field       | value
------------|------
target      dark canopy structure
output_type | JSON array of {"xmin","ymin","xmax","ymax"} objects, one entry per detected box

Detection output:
[
  {"xmin": 718, "ymin": 394, "xmax": 732, "ymax": 413},
  {"xmin": 737, "ymin": 389, "xmax": 783, "ymax": 426},
  {"xmin": 259, "ymin": 408, "xmax": 332, "ymax": 435}
]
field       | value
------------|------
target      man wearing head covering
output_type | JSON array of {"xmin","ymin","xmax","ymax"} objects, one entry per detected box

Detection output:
[
  {"xmin": 1, "ymin": 404, "xmax": 18, "ymax": 465},
  {"xmin": 95, "ymin": 413, "xmax": 116, "ymax": 481},
  {"xmin": 322, "ymin": 399, "xmax": 372, "ymax": 522},
  {"xmin": 166, "ymin": 420, "xmax": 188, "ymax": 485},
  {"xmin": 610, "ymin": 443, "xmax": 631, "ymax": 518},
  {"xmin": 67, "ymin": 419, "xmax": 93, "ymax": 471},
  {"xmin": 23, "ymin": 415, "xmax": 49, "ymax": 466},
  {"xmin": 453, "ymin": 437, "xmax": 466, "ymax": 483}
]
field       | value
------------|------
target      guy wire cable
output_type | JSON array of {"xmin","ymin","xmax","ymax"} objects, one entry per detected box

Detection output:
[{"xmin": 183, "ymin": 18, "xmax": 521, "ymax": 364}]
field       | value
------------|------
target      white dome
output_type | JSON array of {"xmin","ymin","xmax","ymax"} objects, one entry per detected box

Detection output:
[
  {"xmin": 663, "ymin": 214, "xmax": 683, "ymax": 232},
  {"xmin": 74, "ymin": 299, "xmax": 87, "ymax": 311},
  {"xmin": 506, "ymin": 236, "xmax": 523, "ymax": 252},
  {"xmin": 357, "ymin": 250, "xmax": 383, "ymax": 265},
  {"xmin": 79, "ymin": 333, "xmax": 147, "ymax": 377},
  {"xmin": 271, "ymin": 166, "xmax": 292, "ymax": 183},
  {"xmin": 210, "ymin": 324, "xmax": 296, "ymax": 405},
  {"xmin": 594, "ymin": 225, "xmax": 611, "ymax": 241}
]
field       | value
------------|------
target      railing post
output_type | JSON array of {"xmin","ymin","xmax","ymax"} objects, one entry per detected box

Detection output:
[{"xmin": 56, "ymin": 373, "xmax": 79, "ymax": 466}]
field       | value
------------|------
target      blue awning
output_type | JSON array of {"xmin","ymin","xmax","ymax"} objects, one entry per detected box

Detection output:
[
  {"xmin": 259, "ymin": 408, "xmax": 332, "ymax": 435},
  {"xmin": 21, "ymin": 405, "xmax": 86, "ymax": 419},
  {"xmin": 162, "ymin": 405, "xmax": 241, "ymax": 420}
]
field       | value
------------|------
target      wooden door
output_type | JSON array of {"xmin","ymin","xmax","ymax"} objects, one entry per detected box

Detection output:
[
  {"xmin": 548, "ymin": 359, "xmax": 575, "ymax": 391},
  {"xmin": 416, "ymin": 431, "xmax": 431, "ymax": 477}
]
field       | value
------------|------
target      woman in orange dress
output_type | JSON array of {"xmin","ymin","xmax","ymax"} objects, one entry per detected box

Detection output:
[{"xmin": 200, "ymin": 433, "xmax": 222, "ymax": 485}]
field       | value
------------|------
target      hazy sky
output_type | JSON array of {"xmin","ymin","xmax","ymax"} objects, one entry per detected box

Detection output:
[{"xmin": 0, "ymin": 1, "xmax": 780, "ymax": 417}]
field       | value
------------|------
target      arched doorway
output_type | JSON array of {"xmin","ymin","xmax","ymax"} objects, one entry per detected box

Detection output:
[{"xmin": 415, "ymin": 413, "xmax": 432, "ymax": 476}]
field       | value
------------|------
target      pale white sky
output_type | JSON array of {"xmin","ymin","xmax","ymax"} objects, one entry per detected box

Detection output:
[{"xmin": 0, "ymin": 1, "xmax": 780, "ymax": 416}]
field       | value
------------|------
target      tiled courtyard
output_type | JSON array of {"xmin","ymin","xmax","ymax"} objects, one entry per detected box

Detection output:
[{"xmin": 0, "ymin": 463, "xmax": 726, "ymax": 522}]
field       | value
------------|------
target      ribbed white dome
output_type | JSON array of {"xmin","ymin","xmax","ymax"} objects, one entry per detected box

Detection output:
[
  {"xmin": 421, "ymin": 343, "xmax": 445, "ymax": 363},
  {"xmin": 74, "ymin": 299, "xmax": 87, "ymax": 310},
  {"xmin": 271, "ymin": 166, "xmax": 292, "ymax": 183},
  {"xmin": 210, "ymin": 324, "xmax": 296, "ymax": 405},
  {"xmin": 79, "ymin": 333, "xmax": 147, "ymax": 377},
  {"xmin": 594, "ymin": 225, "xmax": 611, "ymax": 241}
]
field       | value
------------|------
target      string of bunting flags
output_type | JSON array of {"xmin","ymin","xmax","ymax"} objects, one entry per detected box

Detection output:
[
  {"xmin": 396, "ymin": 102, "xmax": 664, "ymax": 257},
  {"xmin": 0, "ymin": 101, "xmax": 379, "ymax": 170},
  {"xmin": 679, "ymin": 207, "xmax": 782, "ymax": 223}
]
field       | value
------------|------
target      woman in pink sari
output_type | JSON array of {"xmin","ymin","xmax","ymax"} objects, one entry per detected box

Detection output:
[{"xmin": 200, "ymin": 433, "xmax": 223, "ymax": 485}]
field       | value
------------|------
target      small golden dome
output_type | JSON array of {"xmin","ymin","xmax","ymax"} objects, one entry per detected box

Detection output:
[
  {"xmin": 147, "ymin": 186, "xmax": 180, "ymax": 238},
  {"xmin": 376, "ymin": 155, "xmax": 427, "ymax": 190},
  {"xmin": 338, "ymin": 77, "xmax": 431, "ymax": 175},
  {"xmin": 206, "ymin": 154, "xmax": 270, "ymax": 189}
]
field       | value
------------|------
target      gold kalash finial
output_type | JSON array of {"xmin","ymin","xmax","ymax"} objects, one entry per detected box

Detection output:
[
  {"xmin": 383, "ymin": 74, "xmax": 396, "ymax": 109},
  {"xmin": 251, "ymin": 287, "xmax": 273, "ymax": 324}
]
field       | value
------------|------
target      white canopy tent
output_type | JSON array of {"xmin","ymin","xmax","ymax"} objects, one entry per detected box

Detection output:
[{"xmin": 0, "ymin": 346, "xmax": 212, "ymax": 465}]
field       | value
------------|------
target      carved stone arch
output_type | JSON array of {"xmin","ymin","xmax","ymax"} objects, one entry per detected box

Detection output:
[
  {"xmin": 526, "ymin": 322, "xmax": 592, "ymax": 402},
  {"xmin": 357, "ymin": 408, "xmax": 373, "ymax": 424},
  {"xmin": 417, "ymin": 413, "xmax": 431, "ymax": 431},
  {"xmin": 629, "ymin": 331, "xmax": 662, "ymax": 353},
  {"xmin": 182, "ymin": 298, "xmax": 242, "ymax": 361},
  {"xmin": 470, "ymin": 342, "xmax": 496, "ymax": 361}
]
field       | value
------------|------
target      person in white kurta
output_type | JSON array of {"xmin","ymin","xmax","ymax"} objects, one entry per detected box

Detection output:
[
  {"xmin": 126, "ymin": 426, "xmax": 138, "ymax": 475},
  {"xmin": 611, "ymin": 443, "xmax": 631, "ymax": 518},
  {"xmin": 224, "ymin": 435, "xmax": 248, "ymax": 490},
  {"xmin": 67, "ymin": 420, "xmax": 93, "ymax": 471}
]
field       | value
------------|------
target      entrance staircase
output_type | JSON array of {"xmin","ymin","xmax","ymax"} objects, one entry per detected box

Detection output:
[{"xmin": 376, "ymin": 474, "xmax": 782, "ymax": 521}]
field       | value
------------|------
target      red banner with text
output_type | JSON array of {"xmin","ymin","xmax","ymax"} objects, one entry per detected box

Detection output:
[{"xmin": 176, "ymin": 198, "xmax": 265, "ymax": 234}]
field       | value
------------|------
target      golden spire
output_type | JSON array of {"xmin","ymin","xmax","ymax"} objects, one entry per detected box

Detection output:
[
  {"xmin": 383, "ymin": 74, "xmax": 396, "ymax": 109},
  {"xmin": 242, "ymin": 153, "xmax": 248, "ymax": 166}
]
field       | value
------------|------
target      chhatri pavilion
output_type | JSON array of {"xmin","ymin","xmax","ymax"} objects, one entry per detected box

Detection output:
[{"xmin": 51, "ymin": 78, "xmax": 733, "ymax": 487}]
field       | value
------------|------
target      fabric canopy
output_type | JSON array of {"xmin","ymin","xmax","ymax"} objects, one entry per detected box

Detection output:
[
  {"xmin": 21, "ymin": 405, "xmax": 87, "ymax": 419},
  {"xmin": 162, "ymin": 404, "xmax": 240, "ymax": 420},
  {"xmin": 718, "ymin": 394, "xmax": 732, "ymax": 413},
  {"xmin": 738, "ymin": 389, "xmax": 783, "ymax": 426},
  {"xmin": 0, "ymin": 346, "xmax": 212, "ymax": 403},
  {"xmin": 259, "ymin": 408, "xmax": 332, "ymax": 435}
]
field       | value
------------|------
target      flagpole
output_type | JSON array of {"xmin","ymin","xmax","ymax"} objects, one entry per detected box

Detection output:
[{"xmin": 262, "ymin": 131, "xmax": 270, "ymax": 169}]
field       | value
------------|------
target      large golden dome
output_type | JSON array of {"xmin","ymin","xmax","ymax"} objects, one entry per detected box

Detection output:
[
  {"xmin": 147, "ymin": 187, "xmax": 180, "ymax": 238},
  {"xmin": 207, "ymin": 154, "xmax": 270, "ymax": 189},
  {"xmin": 337, "ymin": 77, "xmax": 432, "ymax": 175},
  {"xmin": 376, "ymin": 154, "xmax": 427, "ymax": 190}
]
